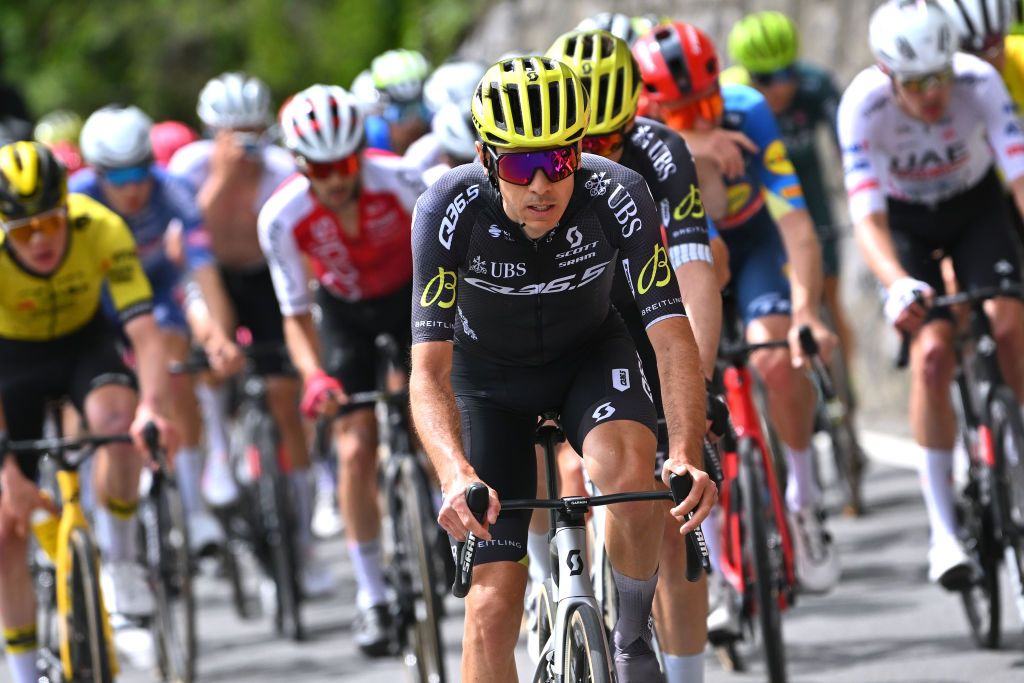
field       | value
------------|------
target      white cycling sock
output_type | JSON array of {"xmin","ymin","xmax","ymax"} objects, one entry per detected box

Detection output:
[
  {"xmin": 784, "ymin": 445, "xmax": 819, "ymax": 512},
  {"xmin": 4, "ymin": 649, "xmax": 37, "ymax": 683},
  {"xmin": 662, "ymin": 652, "xmax": 704, "ymax": 683},
  {"xmin": 527, "ymin": 530, "xmax": 551, "ymax": 585},
  {"xmin": 196, "ymin": 383, "xmax": 230, "ymax": 464},
  {"xmin": 918, "ymin": 447, "xmax": 958, "ymax": 543},
  {"xmin": 610, "ymin": 567, "xmax": 658, "ymax": 649},
  {"xmin": 701, "ymin": 507, "xmax": 722, "ymax": 575},
  {"xmin": 289, "ymin": 470, "xmax": 313, "ymax": 550},
  {"xmin": 348, "ymin": 539, "xmax": 389, "ymax": 609},
  {"xmin": 95, "ymin": 501, "xmax": 138, "ymax": 563},
  {"xmin": 175, "ymin": 447, "xmax": 203, "ymax": 514}
]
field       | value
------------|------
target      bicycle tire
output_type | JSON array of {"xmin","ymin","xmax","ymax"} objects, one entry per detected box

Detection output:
[
  {"xmin": 955, "ymin": 475, "xmax": 1001, "ymax": 649},
  {"xmin": 828, "ymin": 419, "xmax": 865, "ymax": 517},
  {"xmin": 218, "ymin": 510, "xmax": 263, "ymax": 621},
  {"xmin": 562, "ymin": 603, "xmax": 613, "ymax": 683},
  {"xmin": 738, "ymin": 437, "xmax": 788, "ymax": 683},
  {"xmin": 66, "ymin": 528, "xmax": 115, "ymax": 683},
  {"xmin": 388, "ymin": 456, "xmax": 447, "ymax": 682},
  {"xmin": 988, "ymin": 389, "xmax": 1024, "ymax": 625},
  {"xmin": 144, "ymin": 475, "xmax": 197, "ymax": 682},
  {"xmin": 248, "ymin": 409, "xmax": 304, "ymax": 641}
]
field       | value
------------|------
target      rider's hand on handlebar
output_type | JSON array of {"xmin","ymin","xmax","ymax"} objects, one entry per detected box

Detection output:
[
  {"xmin": 0, "ymin": 458, "xmax": 56, "ymax": 539},
  {"xmin": 437, "ymin": 474, "xmax": 500, "ymax": 542},
  {"xmin": 131, "ymin": 406, "xmax": 179, "ymax": 463},
  {"xmin": 661, "ymin": 460, "xmax": 717, "ymax": 534},
  {"xmin": 789, "ymin": 317, "xmax": 836, "ymax": 368},
  {"xmin": 203, "ymin": 334, "xmax": 244, "ymax": 379},
  {"xmin": 299, "ymin": 369, "xmax": 345, "ymax": 418},
  {"xmin": 885, "ymin": 276, "xmax": 933, "ymax": 334}
]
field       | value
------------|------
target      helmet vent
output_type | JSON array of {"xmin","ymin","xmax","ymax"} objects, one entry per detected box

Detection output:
[
  {"xmin": 596, "ymin": 73, "xmax": 610, "ymax": 123},
  {"xmin": 546, "ymin": 82, "xmax": 560, "ymax": 136},
  {"xmin": 610, "ymin": 69, "xmax": 623, "ymax": 120},
  {"xmin": 565, "ymin": 78, "xmax": 578, "ymax": 129},
  {"xmin": 527, "ymin": 83, "xmax": 543, "ymax": 136},
  {"xmin": 489, "ymin": 83, "xmax": 508, "ymax": 132},
  {"xmin": 506, "ymin": 84, "xmax": 525, "ymax": 135},
  {"xmin": 896, "ymin": 37, "xmax": 917, "ymax": 60}
]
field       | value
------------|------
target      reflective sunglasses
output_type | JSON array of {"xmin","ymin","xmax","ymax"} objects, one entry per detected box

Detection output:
[
  {"xmin": 582, "ymin": 129, "xmax": 626, "ymax": 158},
  {"xmin": 300, "ymin": 154, "xmax": 360, "ymax": 179},
  {"xmin": 100, "ymin": 165, "xmax": 150, "ymax": 187},
  {"xmin": 750, "ymin": 65, "xmax": 798, "ymax": 87},
  {"xmin": 662, "ymin": 91, "xmax": 725, "ymax": 131},
  {"xmin": 487, "ymin": 145, "xmax": 582, "ymax": 186},
  {"xmin": 895, "ymin": 67, "xmax": 955, "ymax": 94},
  {"xmin": 383, "ymin": 100, "xmax": 430, "ymax": 124},
  {"xmin": 2, "ymin": 207, "xmax": 67, "ymax": 245}
]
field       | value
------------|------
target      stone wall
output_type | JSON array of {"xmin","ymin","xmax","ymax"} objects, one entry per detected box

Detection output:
[{"xmin": 459, "ymin": 0, "xmax": 910, "ymax": 432}]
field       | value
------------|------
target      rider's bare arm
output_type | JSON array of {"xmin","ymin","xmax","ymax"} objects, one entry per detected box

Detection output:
[
  {"xmin": 693, "ymin": 156, "xmax": 728, "ymax": 221},
  {"xmin": 854, "ymin": 210, "xmax": 908, "ymax": 288},
  {"xmin": 775, "ymin": 208, "xmax": 824, "ymax": 321},
  {"xmin": 674, "ymin": 259, "xmax": 722, "ymax": 379},
  {"xmin": 282, "ymin": 313, "xmax": 324, "ymax": 382}
]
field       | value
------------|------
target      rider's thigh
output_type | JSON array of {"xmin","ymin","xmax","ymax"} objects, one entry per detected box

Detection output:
[
  {"xmin": 985, "ymin": 296, "xmax": 1024, "ymax": 347},
  {"xmin": 333, "ymin": 408, "xmax": 379, "ymax": 473}
]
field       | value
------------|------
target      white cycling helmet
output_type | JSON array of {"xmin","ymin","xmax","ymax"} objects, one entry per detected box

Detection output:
[
  {"xmin": 577, "ymin": 12, "xmax": 638, "ymax": 44},
  {"xmin": 197, "ymin": 72, "xmax": 272, "ymax": 129},
  {"xmin": 279, "ymin": 84, "xmax": 365, "ymax": 162},
  {"xmin": 937, "ymin": 0, "xmax": 1012, "ymax": 51},
  {"xmin": 80, "ymin": 105, "xmax": 153, "ymax": 169},
  {"xmin": 423, "ymin": 60, "xmax": 486, "ymax": 114},
  {"xmin": 370, "ymin": 49, "xmax": 430, "ymax": 104},
  {"xmin": 870, "ymin": 0, "xmax": 959, "ymax": 77},
  {"xmin": 432, "ymin": 102, "xmax": 477, "ymax": 162}
]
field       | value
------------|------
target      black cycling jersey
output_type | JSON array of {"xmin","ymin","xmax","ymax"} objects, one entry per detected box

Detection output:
[
  {"xmin": 621, "ymin": 116, "xmax": 712, "ymax": 267},
  {"xmin": 411, "ymin": 154, "xmax": 687, "ymax": 366}
]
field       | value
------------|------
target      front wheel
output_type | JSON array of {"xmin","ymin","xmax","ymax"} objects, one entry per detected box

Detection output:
[
  {"xmin": 66, "ymin": 529, "xmax": 115, "ymax": 683},
  {"xmin": 388, "ymin": 456, "xmax": 447, "ymax": 682},
  {"xmin": 988, "ymin": 389, "xmax": 1024, "ymax": 625},
  {"xmin": 738, "ymin": 438, "xmax": 788, "ymax": 683},
  {"xmin": 955, "ymin": 475, "xmax": 1001, "ymax": 649},
  {"xmin": 562, "ymin": 604, "xmax": 613, "ymax": 683}
]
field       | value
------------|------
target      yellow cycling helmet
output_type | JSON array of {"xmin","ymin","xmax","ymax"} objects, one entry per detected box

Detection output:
[
  {"xmin": 472, "ymin": 56, "xmax": 590, "ymax": 148},
  {"xmin": 0, "ymin": 141, "xmax": 67, "ymax": 222},
  {"xmin": 546, "ymin": 30, "xmax": 641, "ymax": 136}
]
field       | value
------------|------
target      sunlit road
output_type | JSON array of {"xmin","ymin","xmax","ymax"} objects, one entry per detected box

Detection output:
[{"xmin": 4, "ymin": 430, "xmax": 1024, "ymax": 682}]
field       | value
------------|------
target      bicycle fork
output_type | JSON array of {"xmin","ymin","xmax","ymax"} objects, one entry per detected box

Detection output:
[{"xmin": 548, "ymin": 510, "xmax": 614, "ymax": 680}]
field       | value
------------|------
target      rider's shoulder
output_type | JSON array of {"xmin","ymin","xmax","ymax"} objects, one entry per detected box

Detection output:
[
  {"xmin": 167, "ymin": 139, "xmax": 212, "ymax": 179},
  {"xmin": 66, "ymin": 166, "xmax": 100, "ymax": 196},
  {"xmin": 261, "ymin": 144, "xmax": 298, "ymax": 177},
  {"xmin": 66, "ymin": 192, "xmax": 126, "ymax": 234},
  {"xmin": 952, "ymin": 52, "xmax": 1001, "ymax": 87},
  {"xmin": 721, "ymin": 83, "xmax": 766, "ymax": 112},
  {"xmin": 415, "ymin": 162, "xmax": 488, "ymax": 210},
  {"xmin": 259, "ymin": 173, "xmax": 313, "ymax": 226},
  {"xmin": 841, "ymin": 66, "xmax": 892, "ymax": 111}
]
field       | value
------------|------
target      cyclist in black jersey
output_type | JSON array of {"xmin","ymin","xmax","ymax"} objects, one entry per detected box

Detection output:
[
  {"xmin": 410, "ymin": 57, "xmax": 714, "ymax": 682},
  {"xmin": 546, "ymin": 29, "xmax": 724, "ymax": 683}
]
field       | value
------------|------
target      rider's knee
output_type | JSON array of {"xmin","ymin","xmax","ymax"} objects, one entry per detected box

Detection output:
[
  {"xmin": 919, "ymin": 337, "xmax": 954, "ymax": 389},
  {"xmin": 992, "ymin": 310, "xmax": 1024, "ymax": 354},
  {"xmin": 336, "ymin": 413, "xmax": 377, "ymax": 475},
  {"xmin": 750, "ymin": 348, "xmax": 794, "ymax": 393},
  {"xmin": 465, "ymin": 583, "xmax": 524, "ymax": 644},
  {"xmin": 0, "ymin": 528, "xmax": 28, "ymax": 566}
]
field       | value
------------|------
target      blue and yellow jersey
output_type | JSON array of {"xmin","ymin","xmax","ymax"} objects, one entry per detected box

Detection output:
[{"xmin": 714, "ymin": 84, "xmax": 806, "ymax": 230}]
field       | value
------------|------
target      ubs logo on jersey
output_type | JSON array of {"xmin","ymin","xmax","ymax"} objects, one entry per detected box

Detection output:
[
  {"xmin": 469, "ymin": 255, "xmax": 526, "ymax": 278},
  {"xmin": 607, "ymin": 184, "xmax": 643, "ymax": 238},
  {"xmin": 889, "ymin": 142, "xmax": 968, "ymax": 177},
  {"xmin": 629, "ymin": 124, "xmax": 677, "ymax": 181},
  {"xmin": 586, "ymin": 172, "xmax": 611, "ymax": 197},
  {"xmin": 438, "ymin": 184, "xmax": 481, "ymax": 250}
]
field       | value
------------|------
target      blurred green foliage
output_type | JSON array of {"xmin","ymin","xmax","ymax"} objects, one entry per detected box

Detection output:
[{"xmin": 0, "ymin": 0, "xmax": 490, "ymax": 125}]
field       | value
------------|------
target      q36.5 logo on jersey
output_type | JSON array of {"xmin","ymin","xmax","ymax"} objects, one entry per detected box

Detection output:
[
  {"xmin": 637, "ymin": 244, "xmax": 672, "ymax": 294},
  {"xmin": 420, "ymin": 267, "xmax": 457, "ymax": 309},
  {"xmin": 437, "ymin": 184, "xmax": 480, "ymax": 250}
]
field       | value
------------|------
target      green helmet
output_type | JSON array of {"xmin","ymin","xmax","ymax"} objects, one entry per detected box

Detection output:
[
  {"xmin": 728, "ymin": 11, "xmax": 799, "ymax": 74},
  {"xmin": 1013, "ymin": 0, "xmax": 1024, "ymax": 35}
]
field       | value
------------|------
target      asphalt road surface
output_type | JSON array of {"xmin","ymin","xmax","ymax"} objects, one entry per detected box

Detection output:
[{"xmin": 4, "ymin": 430, "xmax": 1024, "ymax": 682}]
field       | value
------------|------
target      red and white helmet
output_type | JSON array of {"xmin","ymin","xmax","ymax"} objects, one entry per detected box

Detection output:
[
  {"xmin": 632, "ymin": 21, "xmax": 720, "ymax": 104},
  {"xmin": 279, "ymin": 85, "xmax": 365, "ymax": 162}
]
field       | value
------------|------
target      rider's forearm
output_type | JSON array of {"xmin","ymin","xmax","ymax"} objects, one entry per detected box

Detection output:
[
  {"xmin": 410, "ymin": 362, "xmax": 474, "ymax": 490},
  {"xmin": 190, "ymin": 265, "xmax": 235, "ymax": 340},
  {"xmin": 776, "ymin": 208, "xmax": 823, "ymax": 321},
  {"xmin": 693, "ymin": 156, "xmax": 727, "ymax": 221},
  {"xmin": 1010, "ymin": 175, "xmax": 1024, "ymax": 222},
  {"xmin": 854, "ymin": 211, "xmax": 907, "ymax": 288},
  {"xmin": 196, "ymin": 175, "xmax": 236, "ymax": 232},
  {"xmin": 675, "ymin": 260, "xmax": 722, "ymax": 379},
  {"xmin": 282, "ymin": 314, "xmax": 323, "ymax": 381},
  {"xmin": 124, "ymin": 314, "xmax": 171, "ymax": 414},
  {"xmin": 648, "ymin": 317, "xmax": 706, "ymax": 469}
]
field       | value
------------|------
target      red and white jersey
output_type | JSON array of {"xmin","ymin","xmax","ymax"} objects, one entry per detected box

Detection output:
[
  {"xmin": 258, "ymin": 149, "xmax": 424, "ymax": 314},
  {"xmin": 838, "ymin": 53, "xmax": 1024, "ymax": 223}
]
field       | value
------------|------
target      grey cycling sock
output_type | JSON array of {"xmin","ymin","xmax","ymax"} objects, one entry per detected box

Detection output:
[{"xmin": 611, "ymin": 566, "xmax": 658, "ymax": 650}]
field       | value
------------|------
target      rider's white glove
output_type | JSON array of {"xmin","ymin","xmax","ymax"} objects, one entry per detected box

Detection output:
[{"xmin": 884, "ymin": 277, "xmax": 931, "ymax": 326}]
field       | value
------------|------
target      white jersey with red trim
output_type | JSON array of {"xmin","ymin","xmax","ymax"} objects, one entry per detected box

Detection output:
[
  {"xmin": 168, "ymin": 140, "xmax": 296, "ymax": 211},
  {"xmin": 257, "ymin": 149, "xmax": 424, "ymax": 314},
  {"xmin": 838, "ymin": 53, "xmax": 1024, "ymax": 223}
]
